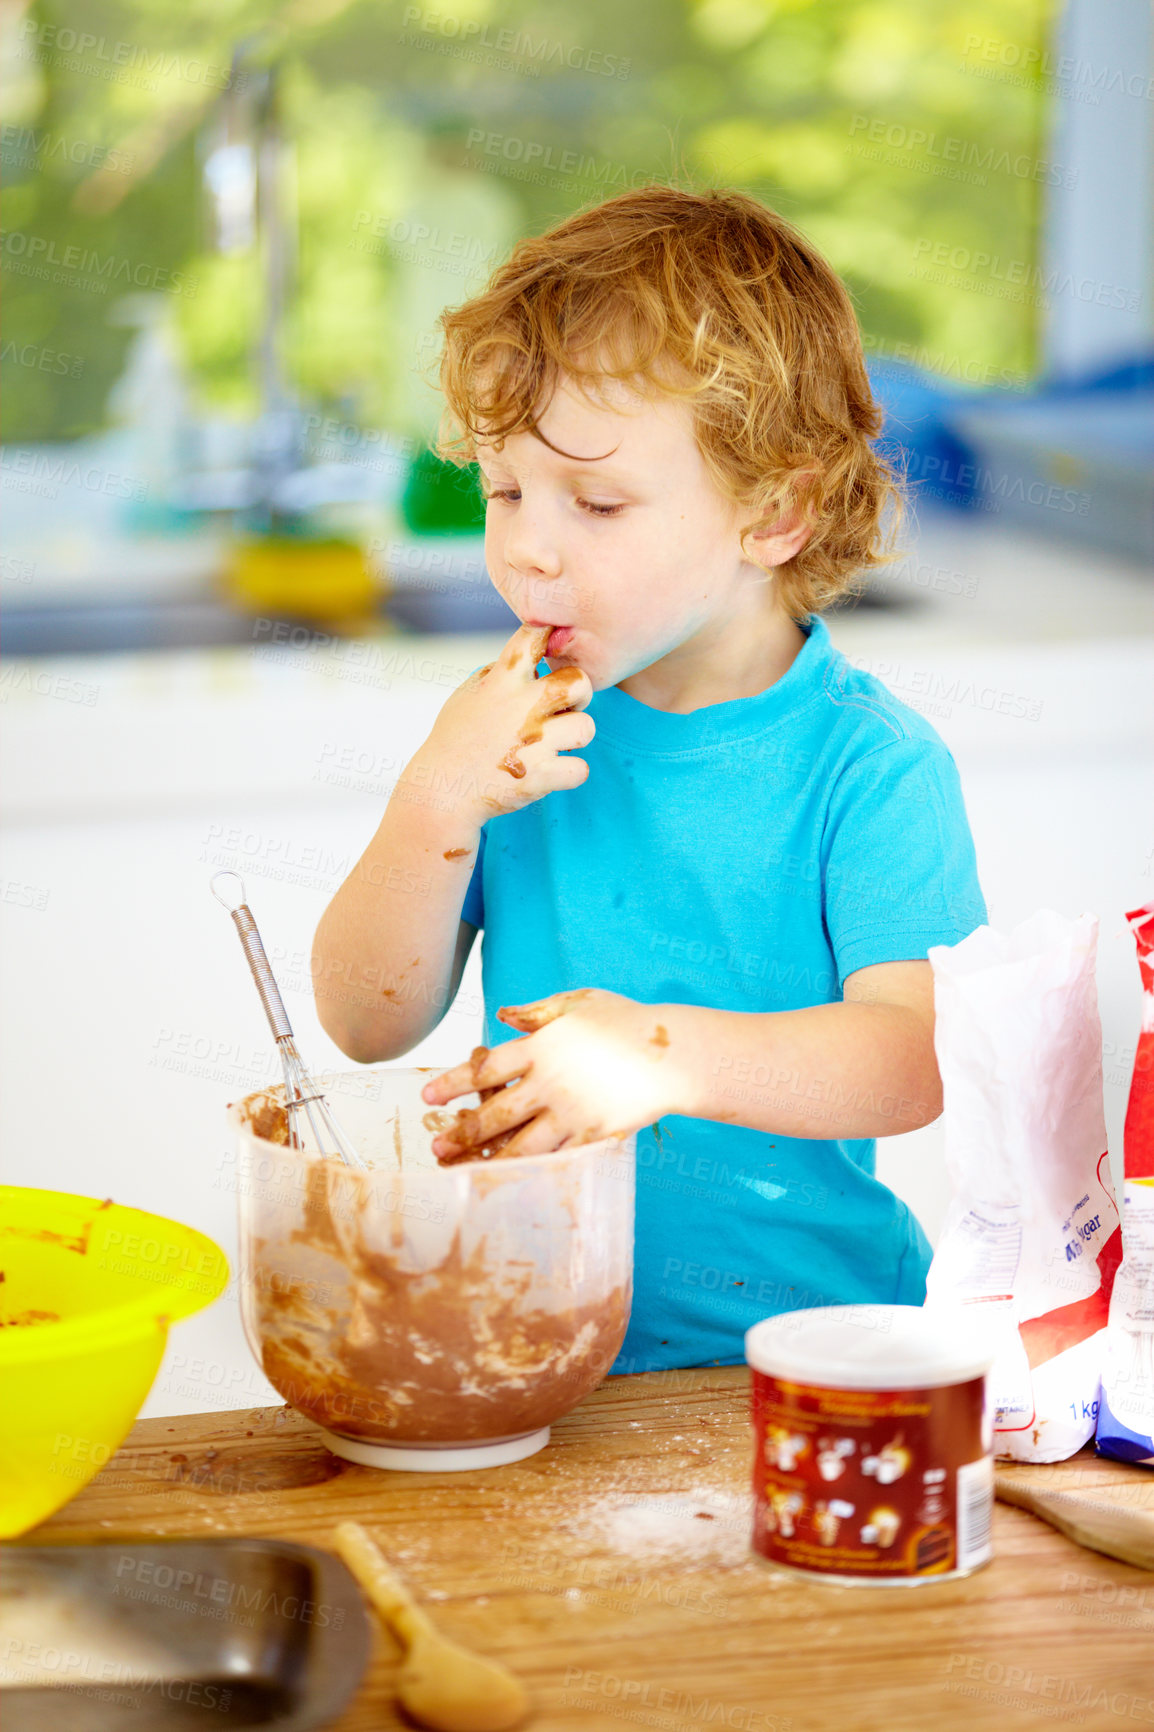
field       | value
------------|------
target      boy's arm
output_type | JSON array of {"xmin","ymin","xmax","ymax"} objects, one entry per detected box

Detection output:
[
  {"xmin": 311, "ymin": 776, "xmax": 482, "ymax": 1063},
  {"xmin": 675, "ymin": 959, "xmax": 942, "ymax": 1139},
  {"xmin": 422, "ymin": 959, "xmax": 943, "ymax": 1156},
  {"xmin": 312, "ymin": 623, "xmax": 595, "ymax": 1063}
]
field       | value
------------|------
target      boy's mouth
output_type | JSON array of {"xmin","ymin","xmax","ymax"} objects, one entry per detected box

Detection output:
[{"xmin": 526, "ymin": 620, "xmax": 576, "ymax": 658}]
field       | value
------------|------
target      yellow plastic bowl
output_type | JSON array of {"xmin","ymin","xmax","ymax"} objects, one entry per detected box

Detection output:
[{"xmin": 0, "ymin": 1187, "xmax": 229, "ymax": 1537}]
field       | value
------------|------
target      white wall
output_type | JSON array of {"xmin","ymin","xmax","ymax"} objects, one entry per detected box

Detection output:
[{"xmin": 1043, "ymin": 0, "xmax": 1154, "ymax": 375}]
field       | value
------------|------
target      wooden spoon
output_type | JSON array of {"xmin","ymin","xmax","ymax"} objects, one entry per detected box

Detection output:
[
  {"xmin": 995, "ymin": 1469, "xmax": 1154, "ymax": 1570},
  {"xmin": 333, "ymin": 1520, "xmax": 531, "ymax": 1732}
]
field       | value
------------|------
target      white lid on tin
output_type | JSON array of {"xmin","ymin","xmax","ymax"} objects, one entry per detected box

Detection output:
[{"xmin": 745, "ymin": 1303, "xmax": 999, "ymax": 1391}]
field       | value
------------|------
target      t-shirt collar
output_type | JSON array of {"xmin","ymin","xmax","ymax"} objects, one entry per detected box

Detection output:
[{"xmin": 579, "ymin": 613, "xmax": 832, "ymax": 750}]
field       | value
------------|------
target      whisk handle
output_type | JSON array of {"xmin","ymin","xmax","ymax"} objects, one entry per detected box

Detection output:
[{"xmin": 228, "ymin": 902, "xmax": 294, "ymax": 1044}]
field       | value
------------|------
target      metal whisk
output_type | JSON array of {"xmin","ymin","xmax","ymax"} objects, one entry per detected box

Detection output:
[{"xmin": 211, "ymin": 871, "xmax": 367, "ymax": 1168}]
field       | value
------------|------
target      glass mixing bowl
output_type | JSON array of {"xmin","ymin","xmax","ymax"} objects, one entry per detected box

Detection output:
[{"xmin": 229, "ymin": 1070, "xmax": 635, "ymax": 1470}]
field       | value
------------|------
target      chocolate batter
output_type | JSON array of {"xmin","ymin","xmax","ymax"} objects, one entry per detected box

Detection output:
[
  {"xmin": 258, "ymin": 1248, "xmax": 630, "ymax": 1442},
  {"xmin": 235, "ymin": 1087, "xmax": 632, "ymax": 1446},
  {"xmin": 239, "ymin": 1091, "xmax": 291, "ymax": 1146}
]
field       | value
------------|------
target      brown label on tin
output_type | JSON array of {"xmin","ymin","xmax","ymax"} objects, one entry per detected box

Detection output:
[{"xmin": 750, "ymin": 1371, "xmax": 992, "ymax": 1580}]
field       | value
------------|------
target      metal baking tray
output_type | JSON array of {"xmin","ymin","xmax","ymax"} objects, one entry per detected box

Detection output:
[{"xmin": 0, "ymin": 1538, "xmax": 371, "ymax": 1729}]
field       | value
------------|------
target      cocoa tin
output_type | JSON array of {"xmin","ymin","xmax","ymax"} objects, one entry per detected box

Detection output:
[{"xmin": 745, "ymin": 1304, "xmax": 997, "ymax": 1585}]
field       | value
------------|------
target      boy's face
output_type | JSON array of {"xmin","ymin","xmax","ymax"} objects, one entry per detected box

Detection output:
[{"xmin": 476, "ymin": 374, "xmax": 797, "ymax": 695}]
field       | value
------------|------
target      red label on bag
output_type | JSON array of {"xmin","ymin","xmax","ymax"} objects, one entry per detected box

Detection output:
[
  {"xmin": 750, "ymin": 1371, "xmax": 992, "ymax": 1581},
  {"xmin": 1123, "ymin": 904, "xmax": 1154, "ymax": 1178}
]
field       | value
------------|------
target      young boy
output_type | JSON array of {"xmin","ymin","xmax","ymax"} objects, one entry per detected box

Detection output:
[{"xmin": 312, "ymin": 185, "xmax": 987, "ymax": 1374}]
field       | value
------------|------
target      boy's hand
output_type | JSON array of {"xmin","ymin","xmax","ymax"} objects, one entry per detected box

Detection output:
[
  {"xmin": 420, "ymin": 988, "xmax": 686, "ymax": 1159},
  {"xmin": 411, "ymin": 622, "xmax": 594, "ymax": 827}
]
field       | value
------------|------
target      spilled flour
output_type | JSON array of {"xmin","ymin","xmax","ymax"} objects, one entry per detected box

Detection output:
[{"xmin": 567, "ymin": 1489, "xmax": 752, "ymax": 1565}]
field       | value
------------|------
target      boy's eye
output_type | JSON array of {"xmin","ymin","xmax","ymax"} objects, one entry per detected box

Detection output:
[{"xmin": 485, "ymin": 488, "xmax": 624, "ymax": 518}]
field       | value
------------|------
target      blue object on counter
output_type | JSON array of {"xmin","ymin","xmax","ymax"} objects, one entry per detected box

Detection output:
[
  {"xmin": 867, "ymin": 359, "xmax": 984, "ymax": 512},
  {"xmin": 867, "ymin": 351, "xmax": 1154, "ymax": 560},
  {"xmin": 1096, "ymin": 1391, "xmax": 1154, "ymax": 1466}
]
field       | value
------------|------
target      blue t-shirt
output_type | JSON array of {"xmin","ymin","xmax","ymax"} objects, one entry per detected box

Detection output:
[{"xmin": 458, "ymin": 613, "xmax": 987, "ymax": 1372}]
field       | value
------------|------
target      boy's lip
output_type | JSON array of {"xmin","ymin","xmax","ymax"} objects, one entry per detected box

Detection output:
[{"xmin": 524, "ymin": 619, "xmax": 577, "ymax": 656}]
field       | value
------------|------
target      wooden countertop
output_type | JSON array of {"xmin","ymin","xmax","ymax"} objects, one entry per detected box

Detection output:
[{"xmin": 29, "ymin": 1369, "xmax": 1154, "ymax": 1731}]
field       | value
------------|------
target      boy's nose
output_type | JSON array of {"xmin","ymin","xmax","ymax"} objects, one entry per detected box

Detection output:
[{"xmin": 502, "ymin": 513, "xmax": 564, "ymax": 585}]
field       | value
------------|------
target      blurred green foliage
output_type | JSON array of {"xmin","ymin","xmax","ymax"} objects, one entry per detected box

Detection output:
[
  {"xmin": 401, "ymin": 447, "xmax": 487, "ymax": 533},
  {"xmin": 2, "ymin": 0, "xmax": 1052, "ymax": 443}
]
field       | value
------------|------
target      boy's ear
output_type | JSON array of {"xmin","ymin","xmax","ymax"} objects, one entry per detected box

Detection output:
[
  {"xmin": 737, "ymin": 474, "xmax": 818, "ymax": 572},
  {"xmin": 739, "ymin": 506, "xmax": 814, "ymax": 573}
]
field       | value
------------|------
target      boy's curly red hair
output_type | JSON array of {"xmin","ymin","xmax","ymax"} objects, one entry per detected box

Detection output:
[{"xmin": 434, "ymin": 183, "xmax": 900, "ymax": 619}]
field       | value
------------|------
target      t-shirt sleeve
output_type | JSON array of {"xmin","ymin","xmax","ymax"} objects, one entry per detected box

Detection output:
[
  {"xmin": 820, "ymin": 735, "xmax": 986, "ymax": 992},
  {"xmin": 460, "ymin": 824, "xmax": 486, "ymax": 929}
]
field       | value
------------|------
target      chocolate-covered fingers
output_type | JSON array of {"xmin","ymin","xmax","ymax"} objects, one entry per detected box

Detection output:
[
  {"xmin": 420, "ymin": 1039, "xmax": 529, "ymax": 1105},
  {"xmin": 443, "ymin": 1079, "xmax": 533, "ymax": 1149},
  {"xmin": 496, "ymin": 622, "xmax": 553, "ymax": 675},
  {"xmin": 543, "ymin": 708, "xmax": 596, "ymax": 754},
  {"xmin": 432, "ymin": 1084, "xmax": 530, "ymax": 1165},
  {"xmin": 484, "ymin": 1110, "xmax": 568, "ymax": 1160},
  {"xmin": 496, "ymin": 990, "xmax": 586, "ymax": 1033},
  {"xmin": 533, "ymin": 665, "xmax": 594, "ymax": 717}
]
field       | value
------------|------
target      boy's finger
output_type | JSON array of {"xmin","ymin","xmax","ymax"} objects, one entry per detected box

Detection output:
[
  {"xmin": 497, "ymin": 994, "xmax": 571, "ymax": 1032},
  {"xmin": 419, "ymin": 1063, "xmax": 473, "ymax": 1104},
  {"xmin": 420, "ymin": 1038, "xmax": 530, "ymax": 1103},
  {"xmin": 496, "ymin": 622, "xmax": 553, "ymax": 677},
  {"xmin": 531, "ymin": 665, "xmax": 593, "ymax": 717},
  {"xmin": 441, "ymin": 1081, "xmax": 537, "ymax": 1149},
  {"xmin": 488, "ymin": 1109, "xmax": 567, "ymax": 1159}
]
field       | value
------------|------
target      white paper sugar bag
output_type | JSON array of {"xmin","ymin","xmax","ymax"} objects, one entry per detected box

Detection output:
[{"xmin": 924, "ymin": 909, "xmax": 1121, "ymax": 1462}]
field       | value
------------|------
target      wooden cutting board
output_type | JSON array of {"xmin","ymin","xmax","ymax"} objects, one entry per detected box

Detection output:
[{"xmin": 28, "ymin": 1368, "xmax": 1154, "ymax": 1731}]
